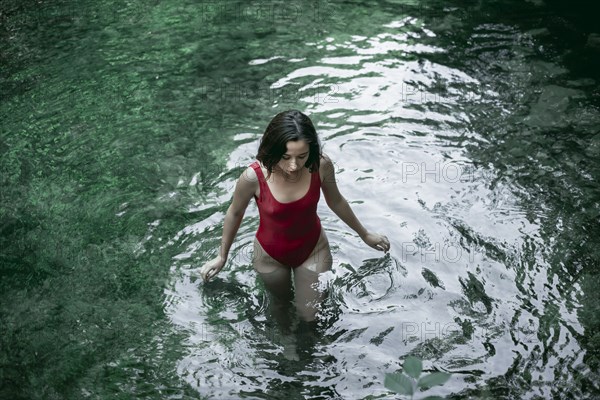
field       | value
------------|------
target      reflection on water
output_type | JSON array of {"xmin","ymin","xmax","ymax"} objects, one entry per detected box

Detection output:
[{"xmin": 1, "ymin": 0, "xmax": 599, "ymax": 398}]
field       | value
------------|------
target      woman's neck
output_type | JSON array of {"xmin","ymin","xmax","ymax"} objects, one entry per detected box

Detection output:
[{"xmin": 273, "ymin": 166, "xmax": 304, "ymax": 181}]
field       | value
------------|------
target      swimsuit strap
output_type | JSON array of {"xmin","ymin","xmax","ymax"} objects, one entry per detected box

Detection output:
[
  {"xmin": 250, "ymin": 161, "xmax": 267, "ymax": 201},
  {"xmin": 250, "ymin": 160, "xmax": 319, "ymax": 203},
  {"xmin": 251, "ymin": 161, "xmax": 269, "ymax": 181}
]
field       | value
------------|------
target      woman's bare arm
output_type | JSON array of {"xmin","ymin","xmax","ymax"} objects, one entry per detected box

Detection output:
[
  {"xmin": 320, "ymin": 154, "xmax": 368, "ymax": 238},
  {"xmin": 218, "ymin": 167, "xmax": 258, "ymax": 260},
  {"xmin": 321, "ymin": 153, "xmax": 390, "ymax": 253},
  {"xmin": 200, "ymin": 167, "xmax": 257, "ymax": 281}
]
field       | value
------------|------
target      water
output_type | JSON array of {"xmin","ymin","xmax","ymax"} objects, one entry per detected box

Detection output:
[{"xmin": 1, "ymin": 0, "xmax": 599, "ymax": 398}]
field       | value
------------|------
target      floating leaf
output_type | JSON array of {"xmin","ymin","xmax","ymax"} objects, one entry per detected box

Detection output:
[
  {"xmin": 417, "ymin": 372, "xmax": 451, "ymax": 389},
  {"xmin": 403, "ymin": 356, "xmax": 422, "ymax": 379},
  {"xmin": 384, "ymin": 373, "xmax": 414, "ymax": 395}
]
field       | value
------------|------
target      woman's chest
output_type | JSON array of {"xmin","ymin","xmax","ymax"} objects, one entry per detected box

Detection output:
[{"xmin": 256, "ymin": 168, "xmax": 316, "ymax": 204}]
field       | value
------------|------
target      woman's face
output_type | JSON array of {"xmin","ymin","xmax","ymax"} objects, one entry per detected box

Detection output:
[{"xmin": 276, "ymin": 139, "xmax": 309, "ymax": 176}]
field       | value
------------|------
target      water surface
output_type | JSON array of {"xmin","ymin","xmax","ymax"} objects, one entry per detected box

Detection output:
[{"xmin": 1, "ymin": 0, "xmax": 599, "ymax": 398}]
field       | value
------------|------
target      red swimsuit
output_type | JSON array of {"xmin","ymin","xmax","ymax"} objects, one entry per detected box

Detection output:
[{"xmin": 251, "ymin": 161, "xmax": 322, "ymax": 268}]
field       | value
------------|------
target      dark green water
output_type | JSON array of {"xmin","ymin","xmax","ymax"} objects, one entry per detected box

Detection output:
[{"xmin": 1, "ymin": 0, "xmax": 599, "ymax": 398}]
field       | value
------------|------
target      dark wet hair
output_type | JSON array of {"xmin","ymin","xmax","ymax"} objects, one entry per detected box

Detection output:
[{"xmin": 256, "ymin": 109, "xmax": 322, "ymax": 176}]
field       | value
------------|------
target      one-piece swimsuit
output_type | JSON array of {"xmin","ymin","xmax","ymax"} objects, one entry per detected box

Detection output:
[{"xmin": 250, "ymin": 161, "xmax": 322, "ymax": 268}]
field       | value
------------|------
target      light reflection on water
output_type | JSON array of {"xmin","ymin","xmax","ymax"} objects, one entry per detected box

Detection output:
[{"xmin": 159, "ymin": 10, "xmax": 591, "ymax": 398}]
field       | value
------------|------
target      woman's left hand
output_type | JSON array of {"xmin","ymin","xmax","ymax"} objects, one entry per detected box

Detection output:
[{"xmin": 361, "ymin": 232, "xmax": 390, "ymax": 253}]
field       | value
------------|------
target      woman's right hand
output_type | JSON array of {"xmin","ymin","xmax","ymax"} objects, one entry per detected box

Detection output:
[{"xmin": 199, "ymin": 255, "xmax": 226, "ymax": 282}]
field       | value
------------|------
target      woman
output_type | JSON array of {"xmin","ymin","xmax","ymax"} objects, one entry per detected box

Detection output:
[{"xmin": 200, "ymin": 110, "xmax": 390, "ymax": 324}]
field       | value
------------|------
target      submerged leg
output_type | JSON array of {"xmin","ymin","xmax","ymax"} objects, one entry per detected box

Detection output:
[
  {"xmin": 293, "ymin": 227, "xmax": 333, "ymax": 322},
  {"xmin": 252, "ymin": 237, "xmax": 293, "ymax": 333},
  {"xmin": 253, "ymin": 237, "xmax": 300, "ymax": 360}
]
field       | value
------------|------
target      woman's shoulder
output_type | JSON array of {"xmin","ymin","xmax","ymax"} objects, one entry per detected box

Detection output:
[
  {"xmin": 238, "ymin": 162, "xmax": 260, "ymax": 187},
  {"xmin": 318, "ymin": 153, "xmax": 335, "ymax": 183},
  {"xmin": 320, "ymin": 152, "xmax": 334, "ymax": 169}
]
